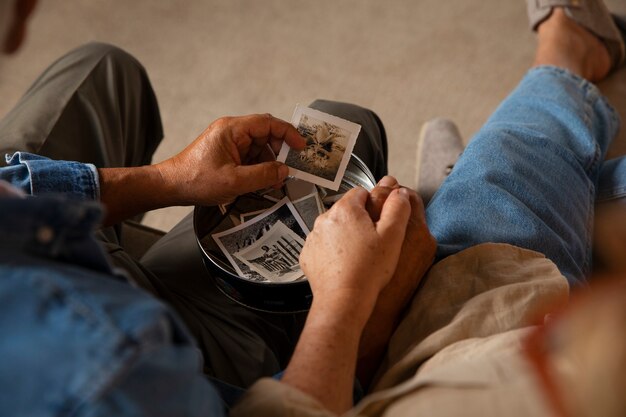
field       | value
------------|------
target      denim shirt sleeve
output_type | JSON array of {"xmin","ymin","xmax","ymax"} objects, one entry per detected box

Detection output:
[
  {"xmin": 2, "ymin": 152, "xmax": 100, "ymax": 200},
  {"xmin": 0, "ymin": 195, "xmax": 226, "ymax": 417},
  {"xmin": 0, "ymin": 258, "xmax": 226, "ymax": 417}
]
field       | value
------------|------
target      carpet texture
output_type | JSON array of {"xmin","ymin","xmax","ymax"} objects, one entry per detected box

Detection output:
[{"xmin": 1, "ymin": 0, "xmax": 624, "ymax": 231}]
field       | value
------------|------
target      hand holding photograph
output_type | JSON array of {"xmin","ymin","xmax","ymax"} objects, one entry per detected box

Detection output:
[{"xmin": 277, "ymin": 105, "xmax": 360, "ymax": 191}]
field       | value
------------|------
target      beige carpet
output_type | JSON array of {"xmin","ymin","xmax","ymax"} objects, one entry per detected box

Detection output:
[{"xmin": 1, "ymin": 0, "xmax": 625, "ymax": 231}]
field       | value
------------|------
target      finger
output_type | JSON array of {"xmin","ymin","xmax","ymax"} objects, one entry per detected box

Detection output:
[
  {"xmin": 376, "ymin": 188, "xmax": 411, "ymax": 249},
  {"xmin": 365, "ymin": 177, "xmax": 401, "ymax": 221},
  {"xmin": 268, "ymin": 136, "xmax": 287, "ymax": 156},
  {"xmin": 377, "ymin": 176, "xmax": 399, "ymax": 188},
  {"xmin": 233, "ymin": 161, "xmax": 290, "ymax": 194},
  {"xmin": 402, "ymin": 187, "xmax": 427, "ymax": 227},
  {"xmin": 366, "ymin": 186, "xmax": 393, "ymax": 222},
  {"xmin": 242, "ymin": 114, "xmax": 306, "ymax": 151},
  {"xmin": 243, "ymin": 142, "xmax": 265, "ymax": 164},
  {"xmin": 259, "ymin": 144, "xmax": 278, "ymax": 163},
  {"xmin": 335, "ymin": 186, "xmax": 369, "ymax": 209},
  {"xmin": 245, "ymin": 143, "xmax": 277, "ymax": 165},
  {"xmin": 326, "ymin": 187, "xmax": 372, "ymax": 230}
]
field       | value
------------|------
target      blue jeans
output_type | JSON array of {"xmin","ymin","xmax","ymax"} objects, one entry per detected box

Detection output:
[{"xmin": 427, "ymin": 66, "xmax": 622, "ymax": 285}]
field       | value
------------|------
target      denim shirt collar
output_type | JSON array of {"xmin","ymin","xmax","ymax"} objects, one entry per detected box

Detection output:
[{"xmin": 0, "ymin": 194, "xmax": 114, "ymax": 275}]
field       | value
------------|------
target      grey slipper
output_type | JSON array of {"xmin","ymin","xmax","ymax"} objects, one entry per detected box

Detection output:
[
  {"xmin": 415, "ymin": 118, "xmax": 464, "ymax": 206},
  {"xmin": 526, "ymin": 0, "xmax": 626, "ymax": 71}
]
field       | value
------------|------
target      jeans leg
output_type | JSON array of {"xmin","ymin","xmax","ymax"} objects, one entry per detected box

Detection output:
[
  {"xmin": 308, "ymin": 99, "xmax": 388, "ymax": 181},
  {"xmin": 594, "ymin": 156, "xmax": 626, "ymax": 271},
  {"xmin": 0, "ymin": 42, "xmax": 163, "ymax": 168},
  {"xmin": 427, "ymin": 66, "xmax": 620, "ymax": 285},
  {"xmin": 597, "ymin": 156, "xmax": 626, "ymax": 202}
]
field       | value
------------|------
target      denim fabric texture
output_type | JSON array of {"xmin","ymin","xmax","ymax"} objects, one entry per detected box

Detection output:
[
  {"xmin": 597, "ymin": 156, "xmax": 626, "ymax": 202},
  {"xmin": 3, "ymin": 152, "xmax": 100, "ymax": 199},
  {"xmin": 0, "ymin": 195, "xmax": 225, "ymax": 417},
  {"xmin": 1, "ymin": 64, "xmax": 625, "ymax": 414},
  {"xmin": 427, "ymin": 66, "xmax": 622, "ymax": 285}
]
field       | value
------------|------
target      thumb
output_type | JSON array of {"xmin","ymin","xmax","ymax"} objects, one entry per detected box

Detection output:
[
  {"xmin": 233, "ymin": 161, "xmax": 290, "ymax": 193},
  {"xmin": 376, "ymin": 188, "xmax": 411, "ymax": 251}
]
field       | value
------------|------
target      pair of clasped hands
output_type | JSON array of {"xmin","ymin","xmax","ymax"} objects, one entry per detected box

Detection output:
[
  {"xmin": 155, "ymin": 114, "xmax": 437, "ymax": 317},
  {"xmin": 115, "ymin": 113, "xmax": 436, "ymax": 408},
  {"xmin": 102, "ymin": 113, "xmax": 436, "ymax": 326}
]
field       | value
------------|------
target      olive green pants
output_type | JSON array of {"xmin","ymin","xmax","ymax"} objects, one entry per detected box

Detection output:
[{"xmin": 0, "ymin": 42, "xmax": 388, "ymax": 388}]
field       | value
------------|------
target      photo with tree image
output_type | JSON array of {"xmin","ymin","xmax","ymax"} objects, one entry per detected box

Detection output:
[{"xmin": 286, "ymin": 115, "xmax": 349, "ymax": 181}]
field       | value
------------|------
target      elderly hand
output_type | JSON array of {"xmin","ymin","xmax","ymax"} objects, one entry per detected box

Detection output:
[
  {"xmin": 299, "ymin": 186, "xmax": 412, "ymax": 315},
  {"xmin": 97, "ymin": 114, "xmax": 305, "ymax": 226},
  {"xmin": 357, "ymin": 176, "xmax": 437, "ymax": 387},
  {"xmin": 365, "ymin": 176, "xmax": 436, "ymax": 316},
  {"xmin": 283, "ymin": 181, "xmax": 426, "ymax": 414},
  {"xmin": 156, "ymin": 114, "xmax": 306, "ymax": 206}
]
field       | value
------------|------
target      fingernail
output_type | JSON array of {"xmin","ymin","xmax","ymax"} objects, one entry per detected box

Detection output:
[
  {"xmin": 399, "ymin": 188, "xmax": 410, "ymax": 198},
  {"xmin": 377, "ymin": 176, "xmax": 396, "ymax": 187}
]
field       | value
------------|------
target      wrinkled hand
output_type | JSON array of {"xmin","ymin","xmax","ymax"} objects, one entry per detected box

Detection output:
[
  {"xmin": 365, "ymin": 176, "xmax": 437, "ymax": 316},
  {"xmin": 156, "ymin": 114, "xmax": 305, "ymax": 206},
  {"xmin": 357, "ymin": 176, "xmax": 437, "ymax": 387},
  {"xmin": 284, "ymin": 179, "xmax": 434, "ymax": 411},
  {"xmin": 282, "ymin": 186, "xmax": 412, "ymax": 415},
  {"xmin": 299, "ymin": 186, "xmax": 412, "ymax": 307}
]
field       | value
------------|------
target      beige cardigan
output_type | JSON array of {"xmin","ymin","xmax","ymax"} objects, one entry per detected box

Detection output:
[{"xmin": 231, "ymin": 243, "xmax": 569, "ymax": 417}]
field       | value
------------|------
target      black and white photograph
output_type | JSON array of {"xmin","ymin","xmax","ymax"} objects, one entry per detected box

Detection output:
[
  {"xmin": 234, "ymin": 221, "xmax": 306, "ymax": 283},
  {"xmin": 212, "ymin": 198, "xmax": 310, "ymax": 282},
  {"xmin": 292, "ymin": 191, "xmax": 324, "ymax": 231},
  {"xmin": 285, "ymin": 178, "xmax": 317, "ymax": 201},
  {"xmin": 277, "ymin": 105, "xmax": 360, "ymax": 191},
  {"xmin": 256, "ymin": 186, "xmax": 285, "ymax": 203},
  {"xmin": 239, "ymin": 209, "xmax": 267, "ymax": 224}
]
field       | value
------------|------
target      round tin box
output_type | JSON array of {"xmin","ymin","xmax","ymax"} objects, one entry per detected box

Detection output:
[{"xmin": 194, "ymin": 154, "xmax": 376, "ymax": 313}]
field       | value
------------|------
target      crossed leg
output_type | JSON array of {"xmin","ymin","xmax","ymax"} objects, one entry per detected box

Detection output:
[{"xmin": 427, "ymin": 9, "xmax": 621, "ymax": 285}]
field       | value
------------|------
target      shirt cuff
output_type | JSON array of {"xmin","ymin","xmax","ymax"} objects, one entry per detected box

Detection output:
[
  {"xmin": 230, "ymin": 378, "xmax": 334, "ymax": 417},
  {"xmin": 3, "ymin": 152, "xmax": 100, "ymax": 200}
]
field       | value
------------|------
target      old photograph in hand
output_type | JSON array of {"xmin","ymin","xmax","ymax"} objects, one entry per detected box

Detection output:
[{"xmin": 277, "ymin": 105, "xmax": 360, "ymax": 191}]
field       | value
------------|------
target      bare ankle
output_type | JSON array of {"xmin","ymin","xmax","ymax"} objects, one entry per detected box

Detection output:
[{"xmin": 532, "ymin": 9, "xmax": 611, "ymax": 81}]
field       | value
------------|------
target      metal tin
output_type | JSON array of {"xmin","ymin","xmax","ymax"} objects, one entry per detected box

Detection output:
[{"xmin": 193, "ymin": 154, "xmax": 376, "ymax": 313}]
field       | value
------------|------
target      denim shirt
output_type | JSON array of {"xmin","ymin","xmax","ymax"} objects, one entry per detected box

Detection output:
[
  {"xmin": 0, "ymin": 153, "xmax": 225, "ymax": 416},
  {"xmin": 3, "ymin": 152, "xmax": 101, "ymax": 200}
]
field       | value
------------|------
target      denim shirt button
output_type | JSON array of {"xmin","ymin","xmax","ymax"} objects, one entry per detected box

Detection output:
[{"xmin": 36, "ymin": 226, "xmax": 55, "ymax": 244}]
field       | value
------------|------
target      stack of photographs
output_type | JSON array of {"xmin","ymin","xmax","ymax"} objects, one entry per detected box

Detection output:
[{"xmin": 210, "ymin": 105, "xmax": 361, "ymax": 284}]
